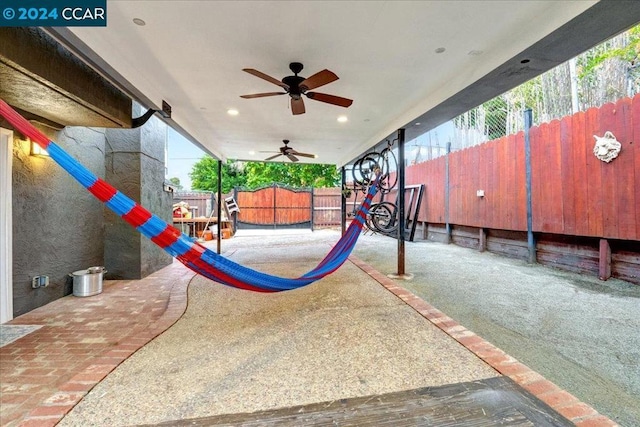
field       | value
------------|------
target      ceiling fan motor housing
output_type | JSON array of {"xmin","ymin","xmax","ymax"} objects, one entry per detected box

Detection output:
[{"xmin": 282, "ymin": 75, "xmax": 305, "ymax": 97}]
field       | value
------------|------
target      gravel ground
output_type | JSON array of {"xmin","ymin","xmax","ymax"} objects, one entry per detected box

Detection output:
[
  {"xmin": 59, "ymin": 229, "xmax": 640, "ymax": 426},
  {"xmin": 351, "ymin": 232, "xmax": 640, "ymax": 427},
  {"xmin": 59, "ymin": 230, "xmax": 497, "ymax": 426}
]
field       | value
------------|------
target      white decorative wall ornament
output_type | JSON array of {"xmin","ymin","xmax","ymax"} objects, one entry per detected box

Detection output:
[{"xmin": 593, "ymin": 131, "xmax": 621, "ymax": 163}]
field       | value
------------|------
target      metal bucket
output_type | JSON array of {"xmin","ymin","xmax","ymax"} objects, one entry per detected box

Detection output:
[{"xmin": 70, "ymin": 266, "xmax": 105, "ymax": 297}]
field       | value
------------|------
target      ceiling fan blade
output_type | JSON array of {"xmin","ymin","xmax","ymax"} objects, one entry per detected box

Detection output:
[
  {"xmin": 290, "ymin": 150, "xmax": 317, "ymax": 159},
  {"xmin": 286, "ymin": 154, "xmax": 299, "ymax": 162},
  {"xmin": 240, "ymin": 92, "xmax": 287, "ymax": 99},
  {"xmin": 291, "ymin": 97, "xmax": 305, "ymax": 115},
  {"xmin": 306, "ymin": 92, "xmax": 353, "ymax": 108},
  {"xmin": 299, "ymin": 69, "xmax": 338, "ymax": 91},
  {"xmin": 242, "ymin": 68, "xmax": 289, "ymax": 89},
  {"xmin": 265, "ymin": 153, "xmax": 283, "ymax": 161}
]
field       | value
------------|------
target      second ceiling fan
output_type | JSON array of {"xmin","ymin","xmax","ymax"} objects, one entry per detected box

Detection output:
[
  {"xmin": 264, "ymin": 140, "xmax": 316, "ymax": 162},
  {"xmin": 240, "ymin": 62, "xmax": 353, "ymax": 115}
]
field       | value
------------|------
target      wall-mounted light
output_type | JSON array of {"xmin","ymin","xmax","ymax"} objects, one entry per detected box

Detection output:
[{"xmin": 30, "ymin": 141, "xmax": 49, "ymax": 157}]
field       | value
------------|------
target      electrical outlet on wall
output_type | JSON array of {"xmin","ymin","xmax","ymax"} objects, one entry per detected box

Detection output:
[{"xmin": 31, "ymin": 275, "xmax": 49, "ymax": 288}]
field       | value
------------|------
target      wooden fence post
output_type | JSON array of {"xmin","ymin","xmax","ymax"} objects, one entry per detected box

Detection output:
[
  {"xmin": 479, "ymin": 228, "xmax": 487, "ymax": 252},
  {"xmin": 599, "ymin": 239, "xmax": 611, "ymax": 280},
  {"xmin": 445, "ymin": 141, "xmax": 451, "ymax": 244}
]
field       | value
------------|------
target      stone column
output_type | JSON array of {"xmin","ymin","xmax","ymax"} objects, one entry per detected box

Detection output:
[{"xmin": 104, "ymin": 103, "xmax": 172, "ymax": 279}]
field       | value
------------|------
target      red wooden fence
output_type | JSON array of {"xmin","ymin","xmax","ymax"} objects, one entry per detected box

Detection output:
[
  {"xmin": 407, "ymin": 95, "xmax": 640, "ymax": 241},
  {"xmin": 313, "ymin": 187, "xmax": 342, "ymax": 228},
  {"xmin": 236, "ymin": 185, "xmax": 312, "ymax": 228}
]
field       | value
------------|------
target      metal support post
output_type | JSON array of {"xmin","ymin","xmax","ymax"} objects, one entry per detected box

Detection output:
[
  {"xmin": 216, "ymin": 159, "xmax": 222, "ymax": 254},
  {"xmin": 397, "ymin": 129, "xmax": 406, "ymax": 276},
  {"xmin": 388, "ymin": 128, "xmax": 412, "ymax": 280},
  {"xmin": 445, "ymin": 141, "xmax": 452, "ymax": 244},
  {"xmin": 341, "ymin": 167, "xmax": 347, "ymax": 236},
  {"xmin": 524, "ymin": 109, "xmax": 536, "ymax": 263}
]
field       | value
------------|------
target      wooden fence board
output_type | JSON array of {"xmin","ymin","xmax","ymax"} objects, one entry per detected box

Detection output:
[
  {"xmin": 460, "ymin": 148, "xmax": 470, "ymax": 226},
  {"xmin": 599, "ymin": 102, "xmax": 619, "ymax": 237},
  {"xmin": 399, "ymin": 94, "xmax": 639, "ymax": 241},
  {"xmin": 549, "ymin": 119, "xmax": 564, "ymax": 233},
  {"xmin": 584, "ymin": 107, "xmax": 604, "ymax": 236},
  {"xmin": 530, "ymin": 125, "xmax": 544, "ymax": 231},
  {"xmin": 613, "ymin": 97, "xmax": 636, "ymax": 240},
  {"xmin": 491, "ymin": 140, "xmax": 501, "ymax": 229},
  {"xmin": 572, "ymin": 111, "xmax": 588, "ymax": 236},
  {"xmin": 470, "ymin": 144, "xmax": 480, "ymax": 227},
  {"xmin": 312, "ymin": 188, "xmax": 341, "ymax": 228},
  {"xmin": 487, "ymin": 140, "xmax": 497, "ymax": 228},
  {"xmin": 634, "ymin": 95, "xmax": 640, "ymax": 238},
  {"xmin": 514, "ymin": 131, "xmax": 526, "ymax": 231},
  {"xmin": 504, "ymin": 135, "xmax": 515, "ymax": 230},
  {"xmin": 435, "ymin": 157, "xmax": 446, "ymax": 223},
  {"xmin": 562, "ymin": 117, "xmax": 573, "ymax": 235},
  {"xmin": 448, "ymin": 150, "xmax": 459, "ymax": 225}
]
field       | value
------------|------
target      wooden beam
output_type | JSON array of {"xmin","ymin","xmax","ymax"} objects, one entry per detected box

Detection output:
[
  {"xmin": 599, "ymin": 239, "xmax": 611, "ymax": 281},
  {"xmin": 479, "ymin": 228, "xmax": 487, "ymax": 252}
]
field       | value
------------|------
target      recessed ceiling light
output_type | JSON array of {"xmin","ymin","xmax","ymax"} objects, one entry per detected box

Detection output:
[
  {"xmin": 248, "ymin": 150, "xmax": 256, "ymax": 155},
  {"xmin": 435, "ymin": 47, "xmax": 446, "ymax": 54},
  {"xmin": 468, "ymin": 50, "xmax": 483, "ymax": 56},
  {"xmin": 337, "ymin": 116, "xmax": 348, "ymax": 123},
  {"xmin": 227, "ymin": 109, "xmax": 239, "ymax": 116},
  {"xmin": 133, "ymin": 18, "xmax": 146, "ymax": 26}
]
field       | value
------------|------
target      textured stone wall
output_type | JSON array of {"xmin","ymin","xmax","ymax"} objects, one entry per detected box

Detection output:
[
  {"xmin": 104, "ymin": 103, "xmax": 172, "ymax": 279},
  {"xmin": 10, "ymin": 103, "xmax": 172, "ymax": 315},
  {"xmin": 11, "ymin": 126, "xmax": 106, "ymax": 316}
]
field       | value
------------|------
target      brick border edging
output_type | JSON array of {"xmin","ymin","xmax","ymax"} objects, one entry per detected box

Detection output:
[
  {"xmin": 348, "ymin": 254, "xmax": 618, "ymax": 427},
  {"xmin": 19, "ymin": 265, "xmax": 195, "ymax": 427}
]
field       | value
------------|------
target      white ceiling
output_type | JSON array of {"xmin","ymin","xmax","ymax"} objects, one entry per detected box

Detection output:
[{"xmin": 60, "ymin": 1, "xmax": 601, "ymax": 166}]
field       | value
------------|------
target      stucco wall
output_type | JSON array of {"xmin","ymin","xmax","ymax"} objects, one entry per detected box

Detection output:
[
  {"xmin": 10, "ymin": 106, "xmax": 172, "ymax": 315},
  {"xmin": 104, "ymin": 104, "xmax": 172, "ymax": 279},
  {"xmin": 12, "ymin": 126, "xmax": 106, "ymax": 316}
]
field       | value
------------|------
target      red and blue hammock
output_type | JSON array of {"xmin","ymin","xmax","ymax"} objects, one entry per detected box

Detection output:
[{"xmin": 0, "ymin": 99, "xmax": 378, "ymax": 292}]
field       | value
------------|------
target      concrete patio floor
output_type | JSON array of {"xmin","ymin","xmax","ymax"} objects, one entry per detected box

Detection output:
[{"xmin": 1, "ymin": 229, "xmax": 623, "ymax": 426}]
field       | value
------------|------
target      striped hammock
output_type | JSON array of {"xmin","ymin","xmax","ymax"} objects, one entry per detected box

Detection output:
[{"xmin": 0, "ymin": 99, "xmax": 378, "ymax": 292}]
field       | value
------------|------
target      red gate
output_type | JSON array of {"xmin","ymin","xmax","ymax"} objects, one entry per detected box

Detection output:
[{"xmin": 235, "ymin": 184, "xmax": 312, "ymax": 229}]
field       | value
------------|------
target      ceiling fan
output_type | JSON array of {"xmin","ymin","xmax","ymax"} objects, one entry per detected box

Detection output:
[
  {"xmin": 240, "ymin": 62, "xmax": 353, "ymax": 115},
  {"xmin": 264, "ymin": 140, "xmax": 317, "ymax": 162}
]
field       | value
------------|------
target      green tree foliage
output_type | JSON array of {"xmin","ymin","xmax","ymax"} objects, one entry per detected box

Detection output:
[
  {"xmin": 168, "ymin": 177, "xmax": 183, "ymax": 190},
  {"xmin": 448, "ymin": 23, "xmax": 640, "ymax": 147},
  {"xmin": 189, "ymin": 156, "xmax": 340, "ymax": 192},
  {"xmin": 189, "ymin": 157, "xmax": 247, "ymax": 193},
  {"xmin": 483, "ymin": 97, "xmax": 508, "ymax": 139},
  {"xmin": 243, "ymin": 162, "xmax": 340, "ymax": 188}
]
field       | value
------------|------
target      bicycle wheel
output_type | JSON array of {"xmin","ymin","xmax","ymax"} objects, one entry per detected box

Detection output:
[
  {"xmin": 377, "ymin": 147, "xmax": 397, "ymax": 193},
  {"xmin": 369, "ymin": 202, "xmax": 398, "ymax": 234},
  {"xmin": 352, "ymin": 152, "xmax": 381, "ymax": 188}
]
